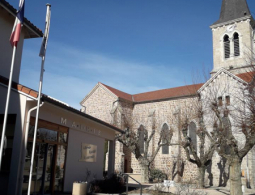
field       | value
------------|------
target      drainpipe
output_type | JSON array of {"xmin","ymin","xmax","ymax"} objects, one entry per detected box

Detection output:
[
  {"xmin": 247, "ymin": 154, "xmax": 250, "ymax": 188},
  {"xmin": 18, "ymin": 102, "xmax": 44, "ymax": 195}
]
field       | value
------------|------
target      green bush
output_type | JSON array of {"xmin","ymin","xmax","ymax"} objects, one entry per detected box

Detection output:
[
  {"xmin": 90, "ymin": 174, "xmax": 125, "ymax": 193},
  {"xmin": 150, "ymin": 169, "xmax": 167, "ymax": 182}
]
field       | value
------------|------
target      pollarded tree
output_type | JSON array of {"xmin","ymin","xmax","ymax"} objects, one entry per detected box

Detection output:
[
  {"xmin": 174, "ymin": 96, "xmax": 217, "ymax": 189},
  {"xmin": 199, "ymin": 70, "xmax": 255, "ymax": 195},
  {"xmin": 181, "ymin": 116, "xmax": 216, "ymax": 189},
  {"xmin": 116, "ymin": 115, "xmax": 176, "ymax": 183}
]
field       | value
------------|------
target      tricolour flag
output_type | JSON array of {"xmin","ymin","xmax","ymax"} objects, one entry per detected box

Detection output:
[{"xmin": 10, "ymin": 0, "xmax": 25, "ymax": 47}]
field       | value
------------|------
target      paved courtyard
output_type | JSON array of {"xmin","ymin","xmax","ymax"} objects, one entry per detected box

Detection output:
[{"xmin": 143, "ymin": 184, "xmax": 255, "ymax": 195}]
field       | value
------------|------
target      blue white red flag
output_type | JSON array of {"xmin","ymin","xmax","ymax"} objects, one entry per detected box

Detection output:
[{"xmin": 10, "ymin": 0, "xmax": 25, "ymax": 47}]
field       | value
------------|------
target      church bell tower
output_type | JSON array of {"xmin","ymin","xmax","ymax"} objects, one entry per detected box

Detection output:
[{"xmin": 210, "ymin": 0, "xmax": 255, "ymax": 75}]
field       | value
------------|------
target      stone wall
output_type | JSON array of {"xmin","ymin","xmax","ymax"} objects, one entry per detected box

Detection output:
[
  {"xmin": 82, "ymin": 85, "xmax": 116, "ymax": 123},
  {"xmin": 130, "ymin": 96, "xmax": 200, "ymax": 182},
  {"xmin": 82, "ymin": 80, "xmax": 255, "ymax": 187}
]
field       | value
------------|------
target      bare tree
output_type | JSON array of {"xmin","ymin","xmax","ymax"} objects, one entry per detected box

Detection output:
[
  {"xmin": 181, "ymin": 116, "xmax": 216, "ymax": 189},
  {"xmin": 170, "ymin": 94, "xmax": 216, "ymax": 188},
  {"xmin": 196, "ymin": 70, "xmax": 255, "ymax": 195},
  {"xmin": 116, "ymin": 114, "xmax": 176, "ymax": 183}
]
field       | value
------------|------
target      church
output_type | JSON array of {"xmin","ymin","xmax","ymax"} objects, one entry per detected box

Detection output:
[{"xmin": 81, "ymin": 0, "xmax": 255, "ymax": 188}]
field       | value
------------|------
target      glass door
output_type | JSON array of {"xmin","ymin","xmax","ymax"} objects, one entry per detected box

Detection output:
[
  {"xmin": 23, "ymin": 126, "xmax": 68, "ymax": 195},
  {"xmin": 23, "ymin": 143, "xmax": 55, "ymax": 195}
]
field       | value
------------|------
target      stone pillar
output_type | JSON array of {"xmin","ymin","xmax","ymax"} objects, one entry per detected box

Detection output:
[{"xmin": 108, "ymin": 140, "xmax": 115, "ymax": 175}]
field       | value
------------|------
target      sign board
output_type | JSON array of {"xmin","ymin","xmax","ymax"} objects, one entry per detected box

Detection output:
[
  {"xmin": 164, "ymin": 180, "xmax": 175, "ymax": 187},
  {"xmin": 79, "ymin": 143, "xmax": 97, "ymax": 162}
]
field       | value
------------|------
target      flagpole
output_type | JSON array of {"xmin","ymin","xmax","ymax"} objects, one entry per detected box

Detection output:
[
  {"xmin": 0, "ymin": 45, "xmax": 17, "ymax": 170},
  {"xmin": 27, "ymin": 4, "xmax": 51, "ymax": 195}
]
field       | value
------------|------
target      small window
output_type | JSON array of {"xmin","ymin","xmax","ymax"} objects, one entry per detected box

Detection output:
[
  {"xmin": 226, "ymin": 96, "xmax": 230, "ymax": 105},
  {"xmin": 188, "ymin": 122, "xmax": 197, "ymax": 151},
  {"xmin": 138, "ymin": 125, "xmax": 145, "ymax": 154},
  {"xmin": 218, "ymin": 97, "xmax": 223, "ymax": 106},
  {"xmin": 224, "ymin": 35, "xmax": 230, "ymax": 59},
  {"xmin": 233, "ymin": 33, "xmax": 240, "ymax": 56},
  {"xmin": 161, "ymin": 124, "xmax": 169, "ymax": 154}
]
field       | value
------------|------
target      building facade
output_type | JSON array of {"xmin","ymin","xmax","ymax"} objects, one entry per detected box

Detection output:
[
  {"xmin": 0, "ymin": 1, "xmax": 122, "ymax": 194},
  {"xmin": 81, "ymin": 0, "xmax": 255, "ymax": 188}
]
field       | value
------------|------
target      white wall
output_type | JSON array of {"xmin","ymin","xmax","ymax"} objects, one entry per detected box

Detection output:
[
  {"xmin": 0, "ymin": 84, "xmax": 32, "ymax": 195},
  {"xmin": 0, "ymin": 9, "xmax": 25, "ymax": 83},
  {"xmin": 64, "ymin": 129, "xmax": 105, "ymax": 192}
]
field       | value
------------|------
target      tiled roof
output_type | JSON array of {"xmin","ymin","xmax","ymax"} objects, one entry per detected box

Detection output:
[
  {"xmin": 0, "ymin": 0, "xmax": 43, "ymax": 37},
  {"xmin": 133, "ymin": 83, "xmax": 203, "ymax": 103},
  {"xmin": 101, "ymin": 82, "xmax": 204, "ymax": 103},
  {"xmin": 236, "ymin": 71, "xmax": 255, "ymax": 83},
  {"xmin": 0, "ymin": 75, "xmax": 38, "ymax": 98},
  {"xmin": 0, "ymin": 75, "xmax": 123, "ymax": 133},
  {"xmin": 100, "ymin": 83, "xmax": 133, "ymax": 102},
  {"xmin": 42, "ymin": 95, "xmax": 124, "ymax": 133}
]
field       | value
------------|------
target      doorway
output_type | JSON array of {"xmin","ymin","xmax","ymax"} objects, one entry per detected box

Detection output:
[
  {"xmin": 22, "ymin": 124, "xmax": 68, "ymax": 195},
  {"xmin": 23, "ymin": 142, "xmax": 56, "ymax": 195}
]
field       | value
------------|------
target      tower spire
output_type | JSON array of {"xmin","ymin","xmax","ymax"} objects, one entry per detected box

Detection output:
[{"xmin": 212, "ymin": 0, "xmax": 252, "ymax": 26}]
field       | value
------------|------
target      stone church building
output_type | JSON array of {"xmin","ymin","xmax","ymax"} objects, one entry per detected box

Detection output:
[{"xmin": 81, "ymin": 0, "xmax": 255, "ymax": 188}]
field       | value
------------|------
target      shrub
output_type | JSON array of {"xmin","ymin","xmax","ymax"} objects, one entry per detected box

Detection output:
[
  {"xmin": 90, "ymin": 174, "xmax": 125, "ymax": 193},
  {"xmin": 150, "ymin": 169, "xmax": 167, "ymax": 182}
]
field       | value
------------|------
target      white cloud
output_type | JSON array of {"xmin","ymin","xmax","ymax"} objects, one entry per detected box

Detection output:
[{"xmin": 20, "ymin": 43, "xmax": 193, "ymax": 109}]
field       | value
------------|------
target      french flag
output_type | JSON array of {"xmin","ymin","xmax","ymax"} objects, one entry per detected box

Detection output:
[{"xmin": 10, "ymin": 0, "xmax": 25, "ymax": 47}]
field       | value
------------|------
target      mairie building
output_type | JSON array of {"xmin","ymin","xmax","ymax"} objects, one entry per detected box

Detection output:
[{"xmin": 0, "ymin": 1, "xmax": 122, "ymax": 194}]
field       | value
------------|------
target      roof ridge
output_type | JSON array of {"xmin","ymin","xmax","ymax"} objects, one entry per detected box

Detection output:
[
  {"xmin": 133, "ymin": 83, "xmax": 203, "ymax": 96},
  {"xmin": 100, "ymin": 82, "xmax": 203, "ymax": 103}
]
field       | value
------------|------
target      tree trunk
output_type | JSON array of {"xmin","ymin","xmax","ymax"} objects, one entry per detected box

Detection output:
[
  {"xmin": 140, "ymin": 164, "xmax": 149, "ymax": 183},
  {"xmin": 197, "ymin": 166, "xmax": 206, "ymax": 188},
  {"xmin": 229, "ymin": 158, "xmax": 242, "ymax": 195}
]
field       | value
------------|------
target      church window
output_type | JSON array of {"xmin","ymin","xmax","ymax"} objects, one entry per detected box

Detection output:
[
  {"xmin": 224, "ymin": 35, "xmax": 230, "ymax": 59},
  {"xmin": 218, "ymin": 96, "xmax": 223, "ymax": 106},
  {"xmin": 161, "ymin": 123, "xmax": 170, "ymax": 154},
  {"xmin": 226, "ymin": 96, "xmax": 230, "ymax": 105},
  {"xmin": 233, "ymin": 33, "xmax": 240, "ymax": 56},
  {"xmin": 222, "ymin": 117, "xmax": 231, "ymax": 154},
  {"xmin": 138, "ymin": 125, "xmax": 145, "ymax": 154},
  {"xmin": 188, "ymin": 122, "xmax": 197, "ymax": 151}
]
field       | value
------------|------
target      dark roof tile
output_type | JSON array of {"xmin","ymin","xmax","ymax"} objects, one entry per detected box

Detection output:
[{"xmin": 212, "ymin": 0, "xmax": 252, "ymax": 26}]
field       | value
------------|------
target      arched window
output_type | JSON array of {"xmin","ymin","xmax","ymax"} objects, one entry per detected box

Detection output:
[
  {"xmin": 233, "ymin": 33, "xmax": 240, "ymax": 56},
  {"xmin": 161, "ymin": 123, "xmax": 170, "ymax": 154},
  {"xmin": 138, "ymin": 125, "xmax": 145, "ymax": 154},
  {"xmin": 188, "ymin": 122, "xmax": 197, "ymax": 150},
  {"xmin": 221, "ymin": 117, "xmax": 231, "ymax": 154},
  {"xmin": 224, "ymin": 35, "xmax": 230, "ymax": 59}
]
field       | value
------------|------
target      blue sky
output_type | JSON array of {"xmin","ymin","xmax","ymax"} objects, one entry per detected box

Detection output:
[{"xmin": 8, "ymin": 0, "xmax": 255, "ymax": 109}]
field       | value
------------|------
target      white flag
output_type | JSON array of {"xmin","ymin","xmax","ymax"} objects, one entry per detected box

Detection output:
[{"xmin": 39, "ymin": 4, "xmax": 51, "ymax": 57}]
